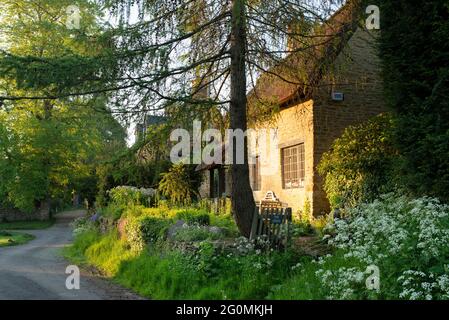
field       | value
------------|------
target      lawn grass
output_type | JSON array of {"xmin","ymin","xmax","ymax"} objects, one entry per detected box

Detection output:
[
  {"xmin": 0, "ymin": 219, "xmax": 54, "ymax": 230},
  {"xmin": 0, "ymin": 231, "xmax": 35, "ymax": 247}
]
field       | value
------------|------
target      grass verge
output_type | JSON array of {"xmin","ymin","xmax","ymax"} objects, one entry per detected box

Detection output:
[
  {"xmin": 0, "ymin": 231, "xmax": 35, "ymax": 247},
  {"xmin": 0, "ymin": 219, "xmax": 54, "ymax": 230},
  {"xmin": 63, "ymin": 230, "xmax": 305, "ymax": 300}
]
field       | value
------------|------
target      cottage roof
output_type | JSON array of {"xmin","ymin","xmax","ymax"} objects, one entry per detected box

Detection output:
[{"xmin": 247, "ymin": 0, "xmax": 362, "ymax": 110}]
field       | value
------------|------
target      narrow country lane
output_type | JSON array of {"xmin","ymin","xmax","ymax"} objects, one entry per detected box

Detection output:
[{"xmin": 0, "ymin": 210, "xmax": 141, "ymax": 300}]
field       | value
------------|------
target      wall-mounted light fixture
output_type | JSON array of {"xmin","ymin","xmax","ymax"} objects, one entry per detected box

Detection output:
[{"xmin": 331, "ymin": 92, "xmax": 344, "ymax": 101}]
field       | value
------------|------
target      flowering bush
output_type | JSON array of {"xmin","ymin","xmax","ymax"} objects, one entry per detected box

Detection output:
[
  {"xmin": 70, "ymin": 217, "xmax": 97, "ymax": 237},
  {"xmin": 108, "ymin": 186, "xmax": 156, "ymax": 207},
  {"xmin": 324, "ymin": 195, "xmax": 449, "ymax": 299}
]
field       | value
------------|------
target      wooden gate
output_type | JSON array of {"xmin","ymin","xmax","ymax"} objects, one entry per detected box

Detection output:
[{"xmin": 249, "ymin": 206, "xmax": 292, "ymax": 249}]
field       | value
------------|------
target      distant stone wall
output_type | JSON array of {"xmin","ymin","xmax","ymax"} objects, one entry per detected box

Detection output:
[{"xmin": 0, "ymin": 203, "xmax": 50, "ymax": 222}]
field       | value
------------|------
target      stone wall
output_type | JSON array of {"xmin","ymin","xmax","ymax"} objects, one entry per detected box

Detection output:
[
  {"xmin": 0, "ymin": 202, "xmax": 51, "ymax": 222},
  {"xmin": 312, "ymin": 28, "xmax": 386, "ymax": 215},
  {"xmin": 251, "ymin": 100, "xmax": 315, "ymax": 216}
]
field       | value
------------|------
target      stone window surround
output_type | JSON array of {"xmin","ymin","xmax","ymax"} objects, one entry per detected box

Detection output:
[{"xmin": 251, "ymin": 155, "xmax": 261, "ymax": 191}]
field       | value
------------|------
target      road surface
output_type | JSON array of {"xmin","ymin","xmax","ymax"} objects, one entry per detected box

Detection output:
[{"xmin": 0, "ymin": 210, "xmax": 141, "ymax": 300}]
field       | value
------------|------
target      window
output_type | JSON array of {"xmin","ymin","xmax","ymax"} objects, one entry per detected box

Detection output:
[
  {"xmin": 251, "ymin": 156, "xmax": 261, "ymax": 191},
  {"xmin": 281, "ymin": 144, "xmax": 305, "ymax": 189}
]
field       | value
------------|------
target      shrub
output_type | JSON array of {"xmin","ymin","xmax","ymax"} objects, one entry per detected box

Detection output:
[
  {"xmin": 294, "ymin": 201, "xmax": 331, "ymax": 237},
  {"xmin": 291, "ymin": 221, "xmax": 314, "ymax": 237},
  {"xmin": 175, "ymin": 209, "xmax": 210, "ymax": 225},
  {"xmin": 209, "ymin": 214, "xmax": 238, "ymax": 236},
  {"xmin": 101, "ymin": 203, "xmax": 125, "ymax": 220},
  {"xmin": 125, "ymin": 215, "xmax": 172, "ymax": 252},
  {"xmin": 158, "ymin": 163, "xmax": 201, "ymax": 205},
  {"xmin": 318, "ymin": 114, "xmax": 398, "ymax": 211},
  {"xmin": 378, "ymin": 0, "xmax": 449, "ymax": 203},
  {"xmin": 139, "ymin": 217, "xmax": 171, "ymax": 243}
]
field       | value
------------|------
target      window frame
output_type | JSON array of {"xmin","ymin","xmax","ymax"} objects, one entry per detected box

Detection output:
[{"xmin": 281, "ymin": 143, "xmax": 305, "ymax": 189}]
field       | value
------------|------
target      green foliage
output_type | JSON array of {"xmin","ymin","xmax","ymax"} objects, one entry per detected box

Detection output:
[
  {"xmin": 137, "ymin": 217, "xmax": 171, "ymax": 243},
  {"xmin": 291, "ymin": 222, "xmax": 314, "ymax": 237},
  {"xmin": 95, "ymin": 125, "xmax": 173, "ymax": 206},
  {"xmin": 63, "ymin": 229, "xmax": 102, "ymax": 264},
  {"xmin": 0, "ymin": 0, "xmax": 126, "ymax": 213},
  {"xmin": 0, "ymin": 99, "xmax": 125, "ymax": 212},
  {"xmin": 76, "ymin": 195, "xmax": 448, "ymax": 300},
  {"xmin": 84, "ymin": 231, "xmax": 135, "ymax": 275},
  {"xmin": 175, "ymin": 209, "xmax": 210, "ymax": 225},
  {"xmin": 124, "ymin": 211, "xmax": 172, "ymax": 252},
  {"xmin": 303, "ymin": 197, "xmax": 311, "ymax": 218},
  {"xmin": 318, "ymin": 114, "xmax": 398, "ymax": 210},
  {"xmin": 378, "ymin": 0, "xmax": 449, "ymax": 202},
  {"xmin": 158, "ymin": 163, "xmax": 202, "ymax": 205},
  {"xmin": 101, "ymin": 203, "xmax": 126, "ymax": 221},
  {"xmin": 209, "ymin": 214, "xmax": 238, "ymax": 236}
]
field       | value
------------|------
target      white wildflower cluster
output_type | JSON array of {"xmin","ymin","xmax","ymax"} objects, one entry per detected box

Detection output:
[
  {"xmin": 108, "ymin": 186, "xmax": 156, "ymax": 206},
  {"xmin": 110, "ymin": 185, "xmax": 156, "ymax": 196},
  {"xmin": 397, "ymin": 270, "xmax": 449, "ymax": 300},
  {"xmin": 234, "ymin": 236, "xmax": 256, "ymax": 255},
  {"xmin": 70, "ymin": 216, "xmax": 96, "ymax": 237},
  {"xmin": 291, "ymin": 262, "xmax": 302, "ymax": 271},
  {"xmin": 321, "ymin": 194, "xmax": 449, "ymax": 300},
  {"xmin": 315, "ymin": 267, "xmax": 366, "ymax": 299},
  {"xmin": 233, "ymin": 235, "xmax": 272, "ymax": 255}
]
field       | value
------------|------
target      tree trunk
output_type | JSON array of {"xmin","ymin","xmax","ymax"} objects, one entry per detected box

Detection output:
[{"xmin": 229, "ymin": 0, "xmax": 255, "ymax": 237}]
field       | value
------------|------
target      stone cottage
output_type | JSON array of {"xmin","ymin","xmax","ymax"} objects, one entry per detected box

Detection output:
[{"xmin": 198, "ymin": 1, "xmax": 386, "ymax": 216}]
